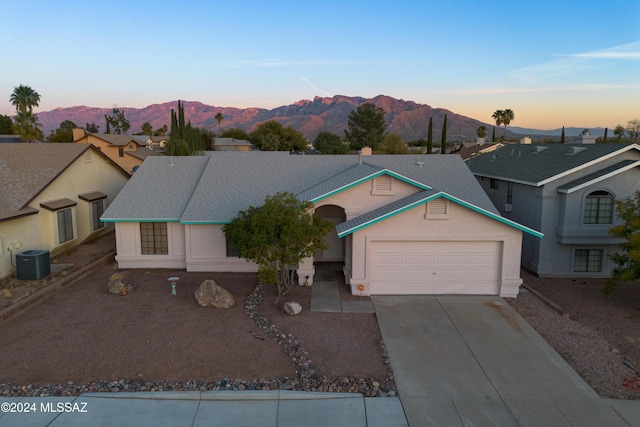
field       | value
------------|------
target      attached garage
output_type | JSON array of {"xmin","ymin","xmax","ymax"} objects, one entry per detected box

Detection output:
[{"xmin": 370, "ymin": 240, "xmax": 502, "ymax": 295}]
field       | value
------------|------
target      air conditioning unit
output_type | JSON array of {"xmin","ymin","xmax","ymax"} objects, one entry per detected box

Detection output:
[
  {"xmin": 16, "ymin": 250, "xmax": 51, "ymax": 280},
  {"xmin": 503, "ymin": 204, "xmax": 512, "ymax": 212}
]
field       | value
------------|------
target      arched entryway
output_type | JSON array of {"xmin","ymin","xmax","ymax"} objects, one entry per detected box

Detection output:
[{"xmin": 314, "ymin": 204, "xmax": 346, "ymax": 263}]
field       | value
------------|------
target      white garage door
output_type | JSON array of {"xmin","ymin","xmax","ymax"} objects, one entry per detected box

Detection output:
[{"xmin": 370, "ymin": 241, "xmax": 501, "ymax": 295}]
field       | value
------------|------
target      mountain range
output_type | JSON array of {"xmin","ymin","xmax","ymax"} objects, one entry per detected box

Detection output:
[{"xmin": 35, "ymin": 95, "xmax": 604, "ymax": 142}]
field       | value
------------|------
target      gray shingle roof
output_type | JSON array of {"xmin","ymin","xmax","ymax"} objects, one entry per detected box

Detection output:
[
  {"xmin": 101, "ymin": 156, "xmax": 210, "ymax": 221},
  {"xmin": 103, "ymin": 152, "xmax": 502, "ymax": 225},
  {"xmin": 557, "ymin": 159, "xmax": 640, "ymax": 193},
  {"xmin": 0, "ymin": 143, "xmax": 90, "ymax": 221},
  {"xmin": 467, "ymin": 143, "xmax": 637, "ymax": 186}
]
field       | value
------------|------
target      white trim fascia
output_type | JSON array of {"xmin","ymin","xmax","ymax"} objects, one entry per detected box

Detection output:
[
  {"xmin": 558, "ymin": 160, "xmax": 640, "ymax": 194},
  {"xmin": 537, "ymin": 144, "xmax": 640, "ymax": 187}
]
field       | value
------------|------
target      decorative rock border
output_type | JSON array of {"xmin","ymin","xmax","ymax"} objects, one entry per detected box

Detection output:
[{"xmin": 0, "ymin": 282, "xmax": 397, "ymax": 398}]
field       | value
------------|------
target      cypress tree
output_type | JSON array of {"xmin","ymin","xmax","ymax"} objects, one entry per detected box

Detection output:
[
  {"xmin": 604, "ymin": 128, "xmax": 608, "ymax": 141},
  {"xmin": 427, "ymin": 117, "xmax": 433, "ymax": 154},
  {"xmin": 166, "ymin": 100, "xmax": 204, "ymax": 156},
  {"xmin": 561, "ymin": 126, "xmax": 565, "ymax": 144},
  {"xmin": 440, "ymin": 114, "xmax": 447, "ymax": 154},
  {"xmin": 492, "ymin": 125, "xmax": 495, "ymax": 142}
]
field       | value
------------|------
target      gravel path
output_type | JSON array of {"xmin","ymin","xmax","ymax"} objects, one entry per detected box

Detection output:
[{"xmin": 507, "ymin": 272, "xmax": 640, "ymax": 400}]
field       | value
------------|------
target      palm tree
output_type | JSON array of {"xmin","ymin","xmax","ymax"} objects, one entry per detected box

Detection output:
[
  {"xmin": 10, "ymin": 84, "xmax": 41, "ymax": 113},
  {"xmin": 215, "ymin": 112, "xmax": 224, "ymax": 130},
  {"xmin": 13, "ymin": 110, "xmax": 43, "ymax": 141},
  {"xmin": 502, "ymin": 109, "xmax": 514, "ymax": 139},
  {"xmin": 492, "ymin": 110, "xmax": 504, "ymax": 141}
]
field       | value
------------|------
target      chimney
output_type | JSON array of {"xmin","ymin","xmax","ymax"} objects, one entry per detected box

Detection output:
[
  {"xmin": 576, "ymin": 129, "xmax": 597, "ymax": 144},
  {"xmin": 72, "ymin": 128, "xmax": 86, "ymax": 142},
  {"xmin": 361, "ymin": 146, "xmax": 372, "ymax": 156}
]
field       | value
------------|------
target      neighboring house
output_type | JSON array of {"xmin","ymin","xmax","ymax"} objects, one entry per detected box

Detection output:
[
  {"xmin": 102, "ymin": 151, "xmax": 541, "ymax": 297},
  {"xmin": 0, "ymin": 135, "xmax": 24, "ymax": 143},
  {"xmin": 214, "ymin": 137, "xmax": 254, "ymax": 151},
  {"xmin": 0, "ymin": 143, "xmax": 130, "ymax": 279},
  {"xmin": 467, "ymin": 142, "xmax": 640, "ymax": 277},
  {"xmin": 73, "ymin": 129, "xmax": 160, "ymax": 174}
]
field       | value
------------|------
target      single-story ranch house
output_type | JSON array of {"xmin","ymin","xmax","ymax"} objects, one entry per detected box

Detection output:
[
  {"xmin": 0, "ymin": 143, "xmax": 129, "ymax": 279},
  {"xmin": 101, "ymin": 151, "xmax": 542, "ymax": 297}
]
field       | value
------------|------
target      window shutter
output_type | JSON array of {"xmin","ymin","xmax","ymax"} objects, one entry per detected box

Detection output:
[{"xmin": 375, "ymin": 175, "xmax": 392, "ymax": 191}]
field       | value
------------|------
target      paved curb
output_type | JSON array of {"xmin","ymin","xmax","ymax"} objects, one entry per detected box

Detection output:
[{"xmin": 0, "ymin": 251, "xmax": 115, "ymax": 325}]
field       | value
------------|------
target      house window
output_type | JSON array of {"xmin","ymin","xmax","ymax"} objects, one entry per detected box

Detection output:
[
  {"xmin": 128, "ymin": 144, "xmax": 133, "ymax": 149},
  {"xmin": 490, "ymin": 178, "xmax": 499, "ymax": 189},
  {"xmin": 140, "ymin": 222, "xmax": 168, "ymax": 255},
  {"xmin": 57, "ymin": 209, "xmax": 74, "ymax": 244},
  {"xmin": 583, "ymin": 191, "xmax": 613, "ymax": 224},
  {"xmin": 226, "ymin": 238, "xmax": 240, "ymax": 257},
  {"xmin": 91, "ymin": 200, "xmax": 105, "ymax": 231},
  {"xmin": 118, "ymin": 147, "xmax": 124, "ymax": 157},
  {"xmin": 574, "ymin": 249, "xmax": 603, "ymax": 272}
]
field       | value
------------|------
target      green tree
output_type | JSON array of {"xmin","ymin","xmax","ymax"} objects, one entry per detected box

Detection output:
[
  {"xmin": 220, "ymin": 128, "xmax": 249, "ymax": 140},
  {"xmin": 344, "ymin": 103, "xmax": 387, "ymax": 150},
  {"xmin": 604, "ymin": 191, "xmax": 640, "ymax": 295},
  {"xmin": 48, "ymin": 120, "xmax": 78, "ymax": 142},
  {"xmin": 153, "ymin": 124, "xmax": 168, "ymax": 136},
  {"xmin": 492, "ymin": 110, "xmax": 504, "ymax": 141},
  {"xmin": 249, "ymin": 120, "xmax": 307, "ymax": 152},
  {"xmin": 223, "ymin": 192, "xmax": 333, "ymax": 302},
  {"xmin": 104, "ymin": 107, "xmax": 131, "ymax": 134},
  {"xmin": 313, "ymin": 131, "xmax": 348, "ymax": 154},
  {"xmin": 383, "ymin": 133, "xmax": 408, "ymax": 154},
  {"xmin": 440, "ymin": 114, "xmax": 448, "ymax": 154},
  {"xmin": 0, "ymin": 115, "xmax": 13, "ymax": 134},
  {"xmin": 140, "ymin": 122, "xmax": 153, "ymax": 135},
  {"xmin": 12, "ymin": 111, "xmax": 43, "ymax": 141},
  {"xmin": 427, "ymin": 116, "xmax": 433, "ymax": 154},
  {"xmin": 10, "ymin": 84, "xmax": 40, "ymax": 114},
  {"xmin": 502, "ymin": 109, "xmax": 514, "ymax": 138},
  {"xmin": 85, "ymin": 122, "xmax": 100, "ymax": 133},
  {"xmin": 215, "ymin": 112, "xmax": 224, "ymax": 130},
  {"xmin": 164, "ymin": 100, "xmax": 205, "ymax": 156},
  {"xmin": 626, "ymin": 119, "xmax": 640, "ymax": 144},
  {"xmin": 476, "ymin": 125, "xmax": 487, "ymax": 138},
  {"xmin": 613, "ymin": 124, "xmax": 626, "ymax": 141}
]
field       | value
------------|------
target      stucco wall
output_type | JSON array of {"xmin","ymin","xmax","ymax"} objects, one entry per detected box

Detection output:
[
  {"xmin": 347, "ymin": 199, "xmax": 524, "ymax": 297},
  {"xmin": 78, "ymin": 136, "xmax": 142, "ymax": 174},
  {"xmin": 115, "ymin": 222, "xmax": 187, "ymax": 269},
  {"xmin": 0, "ymin": 148, "xmax": 128, "ymax": 278}
]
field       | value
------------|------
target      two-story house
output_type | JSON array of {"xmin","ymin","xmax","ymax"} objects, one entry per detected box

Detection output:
[
  {"xmin": 467, "ymin": 141, "xmax": 640, "ymax": 277},
  {"xmin": 73, "ymin": 129, "xmax": 160, "ymax": 174}
]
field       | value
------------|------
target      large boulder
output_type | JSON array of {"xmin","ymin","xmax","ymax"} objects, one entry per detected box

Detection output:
[
  {"xmin": 283, "ymin": 301, "xmax": 302, "ymax": 316},
  {"xmin": 195, "ymin": 280, "xmax": 235, "ymax": 308}
]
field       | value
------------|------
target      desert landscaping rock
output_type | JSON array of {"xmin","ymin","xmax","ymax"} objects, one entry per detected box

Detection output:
[
  {"xmin": 283, "ymin": 301, "xmax": 302, "ymax": 315},
  {"xmin": 107, "ymin": 272, "xmax": 128, "ymax": 295},
  {"xmin": 195, "ymin": 279, "xmax": 235, "ymax": 308}
]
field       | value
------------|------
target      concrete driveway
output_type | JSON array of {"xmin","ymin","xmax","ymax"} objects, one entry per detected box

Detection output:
[{"xmin": 373, "ymin": 295, "xmax": 640, "ymax": 426}]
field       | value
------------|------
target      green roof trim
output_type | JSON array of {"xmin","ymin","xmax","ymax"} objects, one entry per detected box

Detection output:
[
  {"xmin": 337, "ymin": 192, "xmax": 544, "ymax": 239},
  {"xmin": 309, "ymin": 169, "xmax": 431, "ymax": 204}
]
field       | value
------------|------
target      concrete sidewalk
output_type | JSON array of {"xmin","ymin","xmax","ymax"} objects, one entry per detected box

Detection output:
[
  {"xmin": 0, "ymin": 391, "xmax": 407, "ymax": 427},
  {"xmin": 373, "ymin": 295, "xmax": 640, "ymax": 426}
]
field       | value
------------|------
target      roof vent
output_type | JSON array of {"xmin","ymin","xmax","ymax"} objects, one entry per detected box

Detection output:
[
  {"xmin": 532, "ymin": 146, "xmax": 548, "ymax": 154},
  {"xmin": 566, "ymin": 146, "xmax": 586, "ymax": 155}
]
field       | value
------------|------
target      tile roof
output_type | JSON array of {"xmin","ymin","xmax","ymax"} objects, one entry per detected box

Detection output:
[
  {"xmin": 125, "ymin": 147, "xmax": 162, "ymax": 160},
  {"xmin": 103, "ymin": 152, "xmax": 502, "ymax": 225},
  {"xmin": 0, "ymin": 144, "xmax": 90, "ymax": 221},
  {"xmin": 467, "ymin": 143, "xmax": 638, "ymax": 186},
  {"xmin": 88, "ymin": 134, "xmax": 141, "ymax": 147}
]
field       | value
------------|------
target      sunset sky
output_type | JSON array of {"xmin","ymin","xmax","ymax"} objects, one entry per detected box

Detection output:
[{"xmin": 1, "ymin": 0, "xmax": 638, "ymax": 130}]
